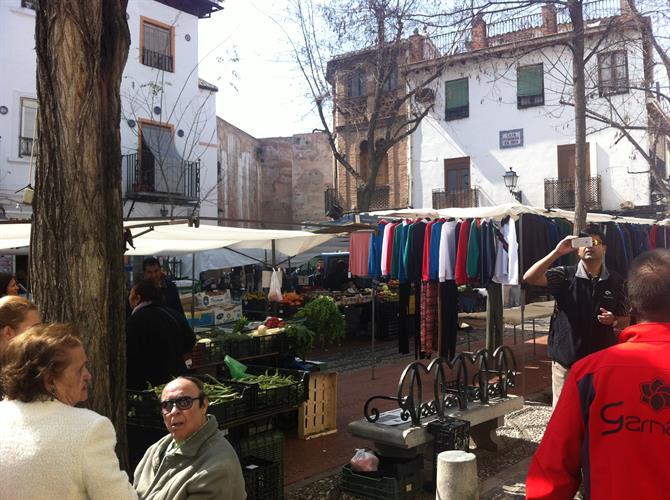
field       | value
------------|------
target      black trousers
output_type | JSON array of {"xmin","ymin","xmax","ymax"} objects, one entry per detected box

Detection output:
[
  {"xmin": 398, "ymin": 283, "xmax": 411, "ymax": 354},
  {"xmin": 440, "ymin": 280, "xmax": 459, "ymax": 360}
]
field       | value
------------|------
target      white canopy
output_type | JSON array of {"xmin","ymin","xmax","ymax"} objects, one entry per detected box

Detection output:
[{"xmin": 0, "ymin": 222, "xmax": 335, "ymax": 261}]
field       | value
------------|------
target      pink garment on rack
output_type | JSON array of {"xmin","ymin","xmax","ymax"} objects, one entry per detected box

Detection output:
[{"xmin": 349, "ymin": 231, "xmax": 373, "ymax": 277}]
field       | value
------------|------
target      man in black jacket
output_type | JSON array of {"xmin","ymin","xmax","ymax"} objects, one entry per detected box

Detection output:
[
  {"xmin": 127, "ymin": 280, "xmax": 196, "ymax": 390},
  {"xmin": 523, "ymin": 226, "xmax": 629, "ymax": 406},
  {"xmin": 143, "ymin": 257, "xmax": 185, "ymax": 316}
]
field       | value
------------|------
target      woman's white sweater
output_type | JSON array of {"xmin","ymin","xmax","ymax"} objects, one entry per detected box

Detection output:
[{"xmin": 0, "ymin": 399, "xmax": 137, "ymax": 500}]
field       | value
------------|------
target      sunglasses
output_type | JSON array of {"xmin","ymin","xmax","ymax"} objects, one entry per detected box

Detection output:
[{"xmin": 160, "ymin": 394, "xmax": 204, "ymax": 414}]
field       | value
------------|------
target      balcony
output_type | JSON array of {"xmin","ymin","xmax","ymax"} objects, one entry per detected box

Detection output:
[
  {"xmin": 358, "ymin": 185, "xmax": 390, "ymax": 211},
  {"xmin": 544, "ymin": 175, "xmax": 601, "ymax": 210},
  {"xmin": 19, "ymin": 136, "xmax": 34, "ymax": 158},
  {"xmin": 142, "ymin": 48, "xmax": 174, "ymax": 72},
  {"xmin": 124, "ymin": 152, "xmax": 200, "ymax": 205},
  {"xmin": 432, "ymin": 187, "xmax": 479, "ymax": 209},
  {"xmin": 324, "ymin": 187, "xmax": 344, "ymax": 218}
]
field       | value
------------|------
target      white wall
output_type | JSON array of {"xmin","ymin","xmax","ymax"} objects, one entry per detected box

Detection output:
[
  {"xmin": 0, "ymin": 0, "xmax": 219, "ymax": 221},
  {"xmin": 0, "ymin": 1, "xmax": 38, "ymax": 219},
  {"xmin": 410, "ymin": 29, "xmax": 651, "ymax": 211}
]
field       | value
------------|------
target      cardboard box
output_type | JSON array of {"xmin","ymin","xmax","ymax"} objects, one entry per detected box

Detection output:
[
  {"xmin": 185, "ymin": 308, "xmax": 214, "ymax": 328},
  {"xmin": 195, "ymin": 292, "xmax": 231, "ymax": 308},
  {"xmin": 212, "ymin": 304, "xmax": 242, "ymax": 325}
]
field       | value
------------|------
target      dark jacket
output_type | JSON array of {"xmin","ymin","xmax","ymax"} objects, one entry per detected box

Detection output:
[
  {"xmin": 527, "ymin": 322, "xmax": 670, "ymax": 499},
  {"xmin": 126, "ymin": 302, "xmax": 196, "ymax": 390},
  {"xmin": 546, "ymin": 262, "xmax": 627, "ymax": 367},
  {"xmin": 160, "ymin": 279, "xmax": 185, "ymax": 316}
]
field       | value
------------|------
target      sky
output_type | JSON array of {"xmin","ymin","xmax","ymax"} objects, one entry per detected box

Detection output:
[{"xmin": 198, "ymin": 1, "xmax": 322, "ymax": 138}]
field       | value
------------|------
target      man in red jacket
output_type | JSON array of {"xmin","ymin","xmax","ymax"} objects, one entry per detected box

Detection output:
[{"xmin": 526, "ymin": 248, "xmax": 670, "ymax": 499}]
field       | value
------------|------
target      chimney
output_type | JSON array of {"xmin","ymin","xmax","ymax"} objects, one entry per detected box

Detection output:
[
  {"xmin": 471, "ymin": 15, "xmax": 487, "ymax": 50},
  {"xmin": 408, "ymin": 29, "xmax": 425, "ymax": 63},
  {"xmin": 541, "ymin": 4, "xmax": 557, "ymax": 35}
]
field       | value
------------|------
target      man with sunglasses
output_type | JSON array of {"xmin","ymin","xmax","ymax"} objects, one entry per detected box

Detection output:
[
  {"xmin": 134, "ymin": 377, "xmax": 245, "ymax": 500},
  {"xmin": 524, "ymin": 226, "xmax": 629, "ymax": 406}
]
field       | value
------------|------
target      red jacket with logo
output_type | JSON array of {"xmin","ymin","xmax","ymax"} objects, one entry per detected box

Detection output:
[{"xmin": 526, "ymin": 322, "xmax": 670, "ymax": 500}]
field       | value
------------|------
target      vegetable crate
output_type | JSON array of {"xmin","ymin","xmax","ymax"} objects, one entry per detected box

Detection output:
[
  {"xmin": 298, "ymin": 371, "xmax": 337, "ymax": 439},
  {"xmin": 242, "ymin": 457, "xmax": 281, "ymax": 500},
  {"xmin": 341, "ymin": 460, "xmax": 422, "ymax": 500},
  {"xmin": 222, "ymin": 365, "xmax": 309, "ymax": 414},
  {"xmin": 426, "ymin": 417, "xmax": 470, "ymax": 487},
  {"xmin": 238, "ymin": 430, "xmax": 284, "ymax": 499},
  {"xmin": 127, "ymin": 390, "xmax": 164, "ymax": 431},
  {"xmin": 257, "ymin": 332, "xmax": 286, "ymax": 356}
]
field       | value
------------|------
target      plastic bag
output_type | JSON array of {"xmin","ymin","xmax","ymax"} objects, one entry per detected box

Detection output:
[
  {"xmin": 350, "ymin": 449, "xmax": 379, "ymax": 472},
  {"xmin": 224, "ymin": 355, "xmax": 247, "ymax": 379},
  {"xmin": 268, "ymin": 268, "xmax": 283, "ymax": 303}
]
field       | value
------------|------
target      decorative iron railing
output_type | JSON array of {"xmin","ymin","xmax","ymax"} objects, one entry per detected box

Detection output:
[
  {"xmin": 142, "ymin": 48, "xmax": 174, "ymax": 72},
  {"xmin": 364, "ymin": 346, "xmax": 517, "ymax": 426},
  {"xmin": 19, "ymin": 136, "xmax": 34, "ymax": 158},
  {"xmin": 124, "ymin": 152, "xmax": 200, "ymax": 201},
  {"xmin": 544, "ymin": 175, "xmax": 601, "ymax": 210},
  {"xmin": 324, "ymin": 187, "xmax": 344, "ymax": 217},
  {"xmin": 358, "ymin": 185, "xmax": 390, "ymax": 210},
  {"xmin": 432, "ymin": 187, "xmax": 479, "ymax": 209},
  {"xmin": 557, "ymin": 0, "xmax": 620, "ymax": 24}
]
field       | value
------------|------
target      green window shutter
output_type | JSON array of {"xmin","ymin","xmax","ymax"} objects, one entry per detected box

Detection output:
[
  {"xmin": 517, "ymin": 64, "xmax": 543, "ymax": 97},
  {"xmin": 446, "ymin": 78, "xmax": 468, "ymax": 109}
]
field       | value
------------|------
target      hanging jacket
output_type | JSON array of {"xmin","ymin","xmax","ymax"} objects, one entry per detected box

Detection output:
[{"xmin": 454, "ymin": 219, "xmax": 471, "ymax": 286}]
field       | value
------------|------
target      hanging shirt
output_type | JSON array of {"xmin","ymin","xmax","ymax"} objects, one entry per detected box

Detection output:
[
  {"xmin": 466, "ymin": 218, "xmax": 480, "ymax": 282},
  {"xmin": 506, "ymin": 218, "xmax": 519, "ymax": 285},
  {"xmin": 349, "ymin": 231, "xmax": 372, "ymax": 277},
  {"xmin": 421, "ymin": 220, "xmax": 436, "ymax": 281},
  {"xmin": 380, "ymin": 222, "xmax": 394, "ymax": 276},
  {"xmin": 455, "ymin": 219, "xmax": 471, "ymax": 286},
  {"xmin": 493, "ymin": 220, "xmax": 509, "ymax": 284},
  {"xmin": 428, "ymin": 220, "xmax": 444, "ymax": 281},
  {"xmin": 408, "ymin": 221, "xmax": 427, "ymax": 283},
  {"xmin": 390, "ymin": 222, "xmax": 403, "ymax": 279},
  {"xmin": 397, "ymin": 222, "xmax": 409, "ymax": 283},
  {"xmin": 439, "ymin": 220, "xmax": 458, "ymax": 282},
  {"xmin": 368, "ymin": 222, "xmax": 386, "ymax": 278},
  {"xmin": 480, "ymin": 219, "xmax": 497, "ymax": 287},
  {"xmin": 649, "ymin": 225, "xmax": 657, "ymax": 249}
]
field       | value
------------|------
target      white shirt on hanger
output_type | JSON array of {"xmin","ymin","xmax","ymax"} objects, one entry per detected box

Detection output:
[{"xmin": 438, "ymin": 220, "xmax": 458, "ymax": 282}]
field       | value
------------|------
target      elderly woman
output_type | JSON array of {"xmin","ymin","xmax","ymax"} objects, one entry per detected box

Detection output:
[
  {"xmin": 0, "ymin": 273, "xmax": 20, "ymax": 298},
  {"xmin": 0, "ymin": 323, "xmax": 137, "ymax": 500}
]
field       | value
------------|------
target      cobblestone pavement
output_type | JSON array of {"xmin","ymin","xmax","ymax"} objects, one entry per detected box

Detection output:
[{"xmin": 286, "ymin": 399, "xmax": 554, "ymax": 500}]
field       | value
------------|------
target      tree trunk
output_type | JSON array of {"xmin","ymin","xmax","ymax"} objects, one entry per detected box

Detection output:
[
  {"xmin": 32, "ymin": 0, "xmax": 130, "ymax": 466},
  {"xmin": 569, "ymin": 0, "xmax": 588, "ymax": 233}
]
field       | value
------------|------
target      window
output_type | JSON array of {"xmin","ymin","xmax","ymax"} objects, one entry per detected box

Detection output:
[
  {"xmin": 139, "ymin": 122, "xmax": 183, "ymax": 194},
  {"xmin": 445, "ymin": 78, "xmax": 469, "ymax": 120},
  {"xmin": 598, "ymin": 50, "xmax": 628, "ymax": 96},
  {"xmin": 346, "ymin": 68, "xmax": 366, "ymax": 98},
  {"xmin": 381, "ymin": 66, "xmax": 399, "ymax": 93},
  {"xmin": 141, "ymin": 18, "xmax": 174, "ymax": 72},
  {"xmin": 444, "ymin": 157, "xmax": 470, "ymax": 192},
  {"xmin": 19, "ymin": 98, "xmax": 38, "ymax": 158},
  {"xmin": 517, "ymin": 64, "xmax": 544, "ymax": 108}
]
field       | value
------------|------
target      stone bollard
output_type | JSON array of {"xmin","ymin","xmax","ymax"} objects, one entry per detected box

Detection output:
[{"xmin": 435, "ymin": 450, "xmax": 479, "ymax": 500}]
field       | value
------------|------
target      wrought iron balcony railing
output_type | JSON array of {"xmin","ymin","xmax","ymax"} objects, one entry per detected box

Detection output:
[
  {"xmin": 544, "ymin": 175, "xmax": 601, "ymax": 210},
  {"xmin": 124, "ymin": 152, "xmax": 200, "ymax": 203},
  {"xmin": 142, "ymin": 48, "xmax": 174, "ymax": 72},
  {"xmin": 19, "ymin": 136, "xmax": 34, "ymax": 157},
  {"xmin": 432, "ymin": 187, "xmax": 479, "ymax": 209},
  {"xmin": 358, "ymin": 185, "xmax": 390, "ymax": 211}
]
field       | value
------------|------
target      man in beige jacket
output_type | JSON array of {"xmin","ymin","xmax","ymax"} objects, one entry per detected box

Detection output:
[{"xmin": 134, "ymin": 377, "xmax": 246, "ymax": 500}]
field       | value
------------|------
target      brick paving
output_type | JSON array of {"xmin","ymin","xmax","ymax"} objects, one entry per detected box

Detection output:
[{"xmin": 283, "ymin": 323, "xmax": 553, "ymax": 488}]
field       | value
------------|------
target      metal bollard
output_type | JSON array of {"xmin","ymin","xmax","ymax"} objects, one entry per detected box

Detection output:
[{"xmin": 435, "ymin": 450, "xmax": 479, "ymax": 500}]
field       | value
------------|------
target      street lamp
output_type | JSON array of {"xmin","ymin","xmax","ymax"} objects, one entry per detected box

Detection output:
[{"xmin": 503, "ymin": 167, "xmax": 522, "ymax": 203}]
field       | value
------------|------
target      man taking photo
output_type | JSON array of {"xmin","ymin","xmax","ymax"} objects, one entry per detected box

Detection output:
[{"xmin": 523, "ymin": 226, "xmax": 629, "ymax": 406}]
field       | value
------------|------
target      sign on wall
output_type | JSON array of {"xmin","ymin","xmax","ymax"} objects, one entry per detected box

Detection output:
[{"xmin": 499, "ymin": 129, "xmax": 524, "ymax": 149}]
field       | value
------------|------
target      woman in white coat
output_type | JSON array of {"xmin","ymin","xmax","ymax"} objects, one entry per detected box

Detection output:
[{"xmin": 0, "ymin": 323, "xmax": 137, "ymax": 500}]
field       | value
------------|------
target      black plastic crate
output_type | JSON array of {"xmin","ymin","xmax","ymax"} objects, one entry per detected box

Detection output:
[
  {"xmin": 127, "ymin": 390, "xmax": 164, "ymax": 430},
  {"xmin": 258, "ymin": 332, "xmax": 286, "ymax": 356},
  {"xmin": 242, "ymin": 457, "xmax": 281, "ymax": 500},
  {"xmin": 376, "ymin": 301, "xmax": 399, "ymax": 339},
  {"xmin": 238, "ymin": 430, "xmax": 284, "ymax": 499},
  {"xmin": 207, "ymin": 393, "xmax": 250, "ymax": 428},
  {"xmin": 426, "ymin": 417, "xmax": 470, "ymax": 486},
  {"xmin": 224, "ymin": 336, "xmax": 260, "ymax": 359},
  {"xmin": 341, "ymin": 464, "xmax": 422, "ymax": 500},
  {"xmin": 376, "ymin": 454, "xmax": 423, "ymax": 478},
  {"xmin": 220, "ymin": 365, "xmax": 309, "ymax": 412}
]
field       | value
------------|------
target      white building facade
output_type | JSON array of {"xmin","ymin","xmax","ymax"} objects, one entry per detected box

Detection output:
[
  {"xmin": 0, "ymin": 0, "xmax": 222, "ymax": 222},
  {"xmin": 407, "ymin": 2, "xmax": 665, "ymax": 216}
]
